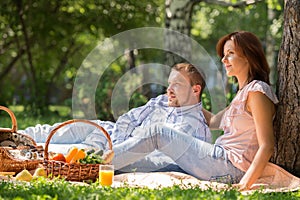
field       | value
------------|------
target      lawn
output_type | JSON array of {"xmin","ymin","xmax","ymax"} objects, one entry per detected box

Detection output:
[
  {"xmin": 0, "ymin": 177, "xmax": 299, "ymax": 200},
  {"xmin": 0, "ymin": 106, "xmax": 299, "ymax": 199},
  {"xmin": 0, "ymin": 105, "xmax": 70, "ymax": 130}
]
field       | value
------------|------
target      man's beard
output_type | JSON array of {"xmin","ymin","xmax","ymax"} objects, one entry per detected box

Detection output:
[
  {"xmin": 168, "ymin": 98, "xmax": 180, "ymax": 107},
  {"xmin": 168, "ymin": 95, "xmax": 195, "ymax": 107}
]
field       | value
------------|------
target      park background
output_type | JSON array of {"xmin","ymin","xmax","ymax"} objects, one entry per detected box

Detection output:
[{"xmin": 1, "ymin": 0, "xmax": 299, "ymax": 179}]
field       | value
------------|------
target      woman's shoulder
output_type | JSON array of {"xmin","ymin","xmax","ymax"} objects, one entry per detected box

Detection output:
[
  {"xmin": 240, "ymin": 80, "xmax": 279, "ymax": 104},
  {"xmin": 245, "ymin": 80, "xmax": 271, "ymax": 93}
]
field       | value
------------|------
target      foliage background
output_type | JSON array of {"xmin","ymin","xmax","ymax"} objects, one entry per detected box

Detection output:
[{"xmin": 0, "ymin": 0, "xmax": 283, "ymax": 122}]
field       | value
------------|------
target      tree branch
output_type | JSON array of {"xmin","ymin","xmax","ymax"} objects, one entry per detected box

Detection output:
[
  {"xmin": 16, "ymin": 0, "xmax": 36, "ymax": 83},
  {"xmin": 0, "ymin": 39, "xmax": 14, "ymax": 55},
  {"xmin": 50, "ymin": 40, "xmax": 82, "ymax": 83},
  {"xmin": 45, "ymin": 41, "xmax": 82, "ymax": 105},
  {"xmin": 204, "ymin": 0, "xmax": 263, "ymax": 8},
  {"xmin": 0, "ymin": 48, "xmax": 25, "ymax": 81}
]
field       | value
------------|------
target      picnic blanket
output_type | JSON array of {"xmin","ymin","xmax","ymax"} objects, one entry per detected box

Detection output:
[
  {"xmin": 113, "ymin": 162, "xmax": 300, "ymax": 194},
  {"xmin": 0, "ymin": 162, "xmax": 299, "ymax": 195},
  {"xmin": 23, "ymin": 143, "xmax": 300, "ymax": 193}
]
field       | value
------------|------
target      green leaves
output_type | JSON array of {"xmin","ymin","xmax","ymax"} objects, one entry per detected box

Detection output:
[
  {"xmin": 0, "ymin": 179, "xmax": 299, "ymax": 200},
  {"xmin": 0, "ymin": 0, "xmax": 163, "ymax": 112}
]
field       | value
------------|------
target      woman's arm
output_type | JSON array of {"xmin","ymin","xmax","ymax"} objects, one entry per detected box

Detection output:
[
  {"xmin": 202, "ymin": 108, "xmax": 227, "ymax": 130},
  {"xmin": 237, "ymin": 91, "xmax": 276, "ymax": 190}
]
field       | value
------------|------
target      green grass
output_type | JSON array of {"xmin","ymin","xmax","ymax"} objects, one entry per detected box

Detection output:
[
  {"xmin": 0, "ymin": 105, "xmax": 70, "ymax": 130},
  {"xmin": 0, "ymin": 177, "xmax": 299, "ymax": 200}
]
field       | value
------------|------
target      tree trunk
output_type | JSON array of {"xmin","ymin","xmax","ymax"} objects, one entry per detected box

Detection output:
[
  {"xmin": 165, "ymin": 0, "xmax": 200, "ymax": 66},
  {"xmin": 272, "ymin": 0, "xmax": 300, "ymax": 177},
  {"xmin": 266, "ymin": 5, "xmax": 277, "ymax": 87}
]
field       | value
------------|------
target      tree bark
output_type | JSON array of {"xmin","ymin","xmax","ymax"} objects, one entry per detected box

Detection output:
[{"xmin": 272, "ymin": 0, "xmax": 300, "ymax": 177}]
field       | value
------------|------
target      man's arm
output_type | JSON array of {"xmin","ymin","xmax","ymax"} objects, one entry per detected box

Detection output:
[
  {"xmin": 111, "ymin": 108, "xmax": 145, "ymax": 144},
  {"xmin": 111, "ymin": 95, "xmax": 166, "ymax": 144},
  {"xmin": 202, "ymin": 108, "xmax": 227, "ymax": 130}
]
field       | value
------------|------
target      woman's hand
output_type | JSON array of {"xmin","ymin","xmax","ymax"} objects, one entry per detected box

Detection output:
[{"xmin": 232, "ymin": 182, "xmax": 251, "ymax": 191}]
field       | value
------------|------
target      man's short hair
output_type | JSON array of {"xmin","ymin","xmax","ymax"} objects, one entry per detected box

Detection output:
[{"xmin": 172, "ymin": 63, "xmax": 206, "ymax": 97}]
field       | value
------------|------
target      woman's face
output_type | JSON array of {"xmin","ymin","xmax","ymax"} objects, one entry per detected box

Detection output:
[
  {"xmin": 222, "ymin": 40, "xmax": 249, "ymax": 79},
  {"xmin": 167, "ymin": 70, "xmax": 198, "ymax": 107}
]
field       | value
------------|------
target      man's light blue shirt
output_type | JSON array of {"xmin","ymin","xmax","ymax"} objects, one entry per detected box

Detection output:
[
  {"xmin": 111, "ymin": 94, "xmax": 211, "ymax": 144},
  {"xmin": 21, "ymin": 94, "xmax": 211, "ymax": 150}
]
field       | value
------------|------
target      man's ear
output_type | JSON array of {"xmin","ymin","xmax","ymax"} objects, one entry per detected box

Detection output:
[{"xmin": 192, "ymin": 85, "xmax": 201, "ymax": 95}]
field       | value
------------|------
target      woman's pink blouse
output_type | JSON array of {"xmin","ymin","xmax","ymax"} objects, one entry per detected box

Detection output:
[{"xmin": 215, "ymin": 80, "xmax": 279, "ymax": 172}]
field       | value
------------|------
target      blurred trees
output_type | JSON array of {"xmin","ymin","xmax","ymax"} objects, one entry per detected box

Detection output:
[
  {"xmin": 0, "ymin": 0, "xmax": 163, "ymax": 115},
  {"xmin": 0, "ymin": 0, "xmax": 283, "ymax": 119}
]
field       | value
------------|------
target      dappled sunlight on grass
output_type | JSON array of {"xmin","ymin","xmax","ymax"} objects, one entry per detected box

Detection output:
[
  {"xmin": 48, "ymin": 105, "xmax": 71, "ymax": 117},
  {"xmin": 0, "ymin": 178, "xmax": 298, "ymax": 199},
  {"xmin": 0, "ymin": 105, "xmax": 70, "ymax": 130}
]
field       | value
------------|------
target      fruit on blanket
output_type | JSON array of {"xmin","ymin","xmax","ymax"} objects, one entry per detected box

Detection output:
[
  {"xmin": 15, "ymin": 169, "xmax": 33, "ymax": 182},
  {"xmin": 33, "ymin": 167, "xmax": 47, "ymax": 178},
  {"xmin": 70, "ymin": 149, "xmax": 86, "ymax": 163},
  {"xmin": 50, "ymin": 153, "xmax": 66, "ymax": 162},
  {"xmin": 65, "ymin": 147, "xmax": 79, "ymax": 163}
]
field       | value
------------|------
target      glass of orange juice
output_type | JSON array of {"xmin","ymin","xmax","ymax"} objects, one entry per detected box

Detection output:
[{"xmin": 99, "ymin": 165, "xmax": 114, "ymax": 186}]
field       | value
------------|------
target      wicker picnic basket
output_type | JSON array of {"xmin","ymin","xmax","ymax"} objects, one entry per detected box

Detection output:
[
  {"xmin": 43, "ymin": 119, "xmax": 113, "ymax": 182},
  {"xmin": 0, "ymin": 106, "xmax": 42, "ymax": 173}
]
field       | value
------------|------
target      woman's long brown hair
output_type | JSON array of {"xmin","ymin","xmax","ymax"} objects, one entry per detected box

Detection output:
[{"xmin": 216, "ymin": 31, "xmax": 270, "ymax": 85}]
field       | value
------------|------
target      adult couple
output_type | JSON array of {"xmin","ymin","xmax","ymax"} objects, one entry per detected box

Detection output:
[{"xmin": 22, "ymin": 31, "xmax": 278, "ymax": 190}]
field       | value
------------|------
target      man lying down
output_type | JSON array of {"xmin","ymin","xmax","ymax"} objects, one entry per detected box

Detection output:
[{"xmin": 20, "ymin": 63, "xmax": 210, "ymax": 174}]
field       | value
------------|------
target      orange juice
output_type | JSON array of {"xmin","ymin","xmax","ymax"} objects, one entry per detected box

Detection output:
[{"xmin": 99, "ymin": 170, "xmax": 114, "ymax": 186}]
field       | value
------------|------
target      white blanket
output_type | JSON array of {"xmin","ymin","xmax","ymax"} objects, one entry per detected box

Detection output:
[{"xmin": 113, "ymin": 162, "xmax": 300, "ymax": 194}]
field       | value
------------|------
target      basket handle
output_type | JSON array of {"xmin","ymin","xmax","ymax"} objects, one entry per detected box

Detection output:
[
  {"xmin": 44, "ymin": 119, "xmax": 113, "ymax": 160},
  {"xmin": 0, "ymin": 106, "xmax": 18, "ymax": 133}
]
